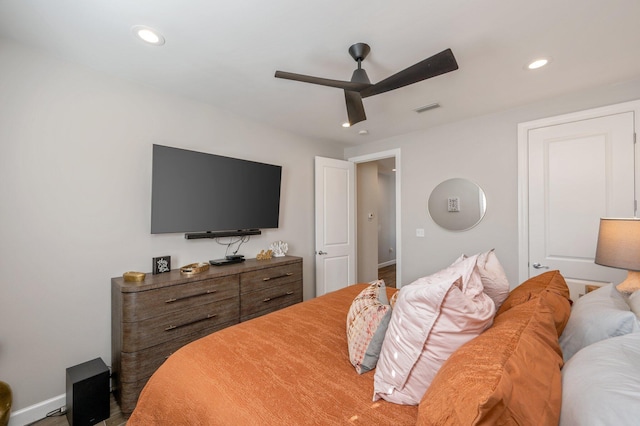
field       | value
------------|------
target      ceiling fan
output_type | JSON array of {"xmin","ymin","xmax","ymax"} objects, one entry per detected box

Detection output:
[{"xmin": 274, "ymin": 43, "xmax": 459, "ymax": 126}]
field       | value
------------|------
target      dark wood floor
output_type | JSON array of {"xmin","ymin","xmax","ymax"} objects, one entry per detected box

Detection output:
[
  {"xmin": 378, "ymin": 263, "xmax": 396, "ymax": 288},
  {"xmin": 28, "ymin": 394, "xmax": 126, "ymax": 426}
]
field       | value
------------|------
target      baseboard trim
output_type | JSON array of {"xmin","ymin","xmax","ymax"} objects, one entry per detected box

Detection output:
[
  {"xmin": 378, "ymin": 260, "xmax": 396, "ymax": 269},
  {"xmin": 9, "ymin": 393, "xmax": 65, "ymax": 426}
]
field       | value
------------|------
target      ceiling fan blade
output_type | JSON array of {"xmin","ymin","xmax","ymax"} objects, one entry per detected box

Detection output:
[
  {"xmin": 360, "ymin": 48, "xmax": 458, "ymax": 98},
  {"xmin": 344, "ymin": 90, "xmax": 366, "ymax": 125},
  {"xmin": 275, "ymin": 71, "xmax": 372, "ymax": 91}
]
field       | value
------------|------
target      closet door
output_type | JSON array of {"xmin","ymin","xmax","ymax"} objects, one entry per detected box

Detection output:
[{"xmin": 521, "ymin": 104, "xmax": 637, "ymax": 300}]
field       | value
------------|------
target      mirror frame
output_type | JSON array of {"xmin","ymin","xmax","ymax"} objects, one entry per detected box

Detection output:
[{"xmin": 428, "ymin": 178, "xmax": 487, "ymax": 231}]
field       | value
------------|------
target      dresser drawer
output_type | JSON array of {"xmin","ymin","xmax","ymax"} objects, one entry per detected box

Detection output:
[
  {"xmin": 240, "ymin": 280, "xmax": 302, "ymax": 321},
  {"xmin": 122, "ymin": 276, "xmax": 239, "ymax": 322},
  {"xmin": 120, "ymin": 322, "xmax": 234, "ymax": 383},
  {"xmin": 122, "ymin": 297, "xmax": 239, "ymax": 352},
  {"xmin": 240, "ymin": 262, "xmax": 302, "ymax": 294}
]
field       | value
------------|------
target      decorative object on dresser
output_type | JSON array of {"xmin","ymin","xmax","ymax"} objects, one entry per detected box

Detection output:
[
  {"xmin": 111, "ymin": 255, "xmax": 302, "ymax": 414},
  {"xmin": 269, "ymin": 240, "xmax": 288, "ymax": 257},
  {"xmin": 179, "ymin": 262, "xmax": 210, "ymax": 275},
  {"xmin": 594, "ymin": 217, "xmax": 640, "ymax": 292},
  {"xmin": 256, "ymin": 249, "xmax": 273, "ymax": 260},
  {"xmin": 123, "ymin": 271, "xmax": 146, "ymax": 282},
  {"xmin": 152, "ymin": 255, "xmax": 171, "ymax": 274}
]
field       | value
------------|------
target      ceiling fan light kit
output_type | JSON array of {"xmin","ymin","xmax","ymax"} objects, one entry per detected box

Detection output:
[{"xmin": 275, "ymin": 43, "xmax": 458, "ymax": 125}]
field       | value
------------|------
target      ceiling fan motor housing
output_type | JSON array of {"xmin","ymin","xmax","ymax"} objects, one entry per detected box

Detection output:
[
  {"xmin": 351, "ymin": 68, "xmax": 370, "ymax": 84},
  {"xmin": 348, "ymin": 43, "xmax": 371, "ymax": 62}
]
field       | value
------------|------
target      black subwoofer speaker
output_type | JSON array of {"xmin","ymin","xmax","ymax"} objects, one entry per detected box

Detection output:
[{"xmin": 65, "ymin": 358, "xmax": 110, "ymax": 426}]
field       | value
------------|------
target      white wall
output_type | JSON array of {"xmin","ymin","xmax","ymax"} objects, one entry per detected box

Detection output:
[
  {"xmin": 377, "ymin": 171, "xmax": 396, "ymax": 265},
  {"xmin": 345, "ymin": 77, "xmax": 640, "ymax": 288},
  {"xmin": 0, "ymin": 39, "xmax": 345, "ymax": 413},
  {"xmin": 356, "ymin": 162, "xmax": 378, "ymax": 282}
]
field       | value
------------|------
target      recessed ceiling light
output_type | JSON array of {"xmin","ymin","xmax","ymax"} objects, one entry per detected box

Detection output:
[
  {"xmin": 358, "ymin": 129, "xmax": 369, "ymax": 135},
  {"xmin": 132, "ymin": 25, "xmax": 165, "ymax": 46},
  {"xmin": 527, "ymin": 58, "xmax": 550, "ymax": 70},
  {"xmin": 342, "ymin": 122, "xmax": 351, "ymax": 128}
]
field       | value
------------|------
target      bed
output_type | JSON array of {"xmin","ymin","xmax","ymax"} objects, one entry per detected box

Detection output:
[
  {"xmin": 127, "ymin": 256, "xmax": 640, "ymax": 425},
  {"xmin": 127, "ymin": 283, "xmax": 419, "ymax": 425}
]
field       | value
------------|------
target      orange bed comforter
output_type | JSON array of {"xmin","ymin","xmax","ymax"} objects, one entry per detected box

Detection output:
[{"xmin": 127, "ymin": 284, "xmax": 418, "ymax": 425}]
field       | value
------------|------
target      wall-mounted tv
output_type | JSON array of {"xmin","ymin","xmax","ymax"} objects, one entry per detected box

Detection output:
[{"xmin": 151, "ymin": 144, "xmax": 282, "ymax": 237}]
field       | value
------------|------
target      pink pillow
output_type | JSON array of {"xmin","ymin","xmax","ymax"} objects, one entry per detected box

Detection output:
[
  {"xmin": 373, "ymin": 255, "xmax": 495, "ymax": 405},
  {"xmin": 454, "ymin": 249, "xmax": 510, "ymax": 311}
]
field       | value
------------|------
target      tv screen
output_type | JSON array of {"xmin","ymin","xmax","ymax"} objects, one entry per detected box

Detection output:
[{"xmin": 151, "ymin": 144, "xmax": 282, "ymax": 235}]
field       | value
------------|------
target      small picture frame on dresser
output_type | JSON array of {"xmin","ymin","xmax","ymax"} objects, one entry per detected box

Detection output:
[{"xmin": 152, "ymin": 256, "xmax": 171, "ymax": 274}]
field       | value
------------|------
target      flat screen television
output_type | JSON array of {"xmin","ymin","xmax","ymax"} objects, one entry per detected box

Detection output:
[{"xmin": 151, "ymin": 144, "xmax": 282, "ymax": 237}]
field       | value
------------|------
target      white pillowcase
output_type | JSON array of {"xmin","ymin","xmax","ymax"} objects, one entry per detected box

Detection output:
[
  {"xmin": 559, "ymin": 283, "xmax": 640, "ymax": 361},
  {"xmin": 560, "ymin": 332, "xmax": 640, "ymax": 426},
  {"xmin": 373, "ymin": 254, "xmax": 495, "ymax": 405}
]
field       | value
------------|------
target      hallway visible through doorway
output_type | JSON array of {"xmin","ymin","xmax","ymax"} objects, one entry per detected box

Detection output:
[{"xmin": 378, "ymin": 264, "xmax": 396, "ymax": 288}]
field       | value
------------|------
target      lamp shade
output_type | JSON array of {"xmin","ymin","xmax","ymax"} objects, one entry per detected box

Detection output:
[{"xmin": 595, "ymin": 218, "xmax": 640, "ymax": 271}]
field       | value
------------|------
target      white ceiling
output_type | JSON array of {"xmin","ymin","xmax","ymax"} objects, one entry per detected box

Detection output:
[{"xmin": 1, "ymin": 0, "xmax": 639, "ymax": 146}]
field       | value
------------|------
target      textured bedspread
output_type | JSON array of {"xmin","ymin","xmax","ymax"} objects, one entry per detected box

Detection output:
[{"xmin": 127, "ymin": 284, "xmax": 418, "ymax": 425}]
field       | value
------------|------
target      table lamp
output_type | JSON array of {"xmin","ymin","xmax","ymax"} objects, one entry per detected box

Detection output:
[{"xmin": 594, "ymin": 218, "xmax": 640, "ymax": 293}]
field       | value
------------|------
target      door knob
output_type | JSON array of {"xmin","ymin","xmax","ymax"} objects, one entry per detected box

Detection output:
[
  {"xmin": 316, "ymin": 251, "xmax": 327, "ymax": 255},
  {"xmin": 532, "ymin": 262, "xmax": 549, "ymax": 269}
]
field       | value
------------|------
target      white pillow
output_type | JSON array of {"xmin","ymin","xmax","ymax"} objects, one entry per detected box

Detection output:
[
  {"xmin": 559, "ymin": 284, "xmax": 640, "ymax": 361},
  {"xmin": 629, "ymin": 290, "xmax": 640, "ymax": 317},
  {"xmin": 373, "ymin": 254, "xmax": 495, "ymax": 405},
  {"xmin": 560, "ymin": 332, "xmax": 640, "ymax": 426}
]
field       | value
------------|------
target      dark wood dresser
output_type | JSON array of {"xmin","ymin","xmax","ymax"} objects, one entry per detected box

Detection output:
[{"xmin": 111, "ymin": 255, "xmax": 302, "ymax": 414}]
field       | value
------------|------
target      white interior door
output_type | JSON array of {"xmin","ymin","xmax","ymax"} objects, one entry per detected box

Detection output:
[
  {"xmin": 527, "ymin": 111, "xmax": 635, "ymax": 300},
  {"xmin": 315, "ymin": 156, "xmax": 355, "ymax": 296}
]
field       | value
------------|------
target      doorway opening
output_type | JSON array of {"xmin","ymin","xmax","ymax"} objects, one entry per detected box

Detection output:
[{"xmin": 349, "ymin": 149, "xmax": 401, "ymax": 289}]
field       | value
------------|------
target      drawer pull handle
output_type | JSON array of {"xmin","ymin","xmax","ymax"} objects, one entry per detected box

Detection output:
[
  {"xmin": 164, "ymin": 313, "xmax": 218, "ymax": 331},
  {"xmin": 165, "ymin": 289, "xmax": 218, "ymax": 304},
  {"xmin": 263, "ymin": 291, "xmax": 294, "ymax": 303},
  {"xmin": 262, "ymin": 272, "xmax": 294, "ymax": 281}
]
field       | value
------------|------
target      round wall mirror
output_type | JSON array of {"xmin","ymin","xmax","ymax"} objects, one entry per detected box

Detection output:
[{"xmin": 428, "ymin": 178, "xmax": 487, "ymax": 231}]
